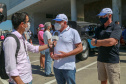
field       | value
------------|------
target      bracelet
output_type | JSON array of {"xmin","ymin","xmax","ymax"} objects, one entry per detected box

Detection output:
[{"xmin": 48, "ymin": 44, "xmax": 50, "ymax": 48}]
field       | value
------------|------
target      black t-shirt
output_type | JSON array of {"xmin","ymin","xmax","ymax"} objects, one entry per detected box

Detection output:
[{"xmin": 94, "ymin": 22, "xmax": 122, "ymax": 63}]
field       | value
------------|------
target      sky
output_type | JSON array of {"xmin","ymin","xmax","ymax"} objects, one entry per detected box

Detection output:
[{"xmin": 0, "ymin": 20, "xmax": 12, "ymax": 31}]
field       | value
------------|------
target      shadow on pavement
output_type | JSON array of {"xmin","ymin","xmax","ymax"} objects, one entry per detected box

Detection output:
[
  {"xmin": 32, "ymin": 65, "xmax": 46, "ymax": 76},
  {"xmin": 120, "ymin": 60, "xmax": 126, "ymax": 63}
]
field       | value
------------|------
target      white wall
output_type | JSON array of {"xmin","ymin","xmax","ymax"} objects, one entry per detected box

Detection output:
[{"xmin": 33, "ymin": 12, "xmax": 54, "ymax": 35}]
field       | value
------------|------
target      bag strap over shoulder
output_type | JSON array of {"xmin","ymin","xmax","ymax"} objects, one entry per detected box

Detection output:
[{"xmin": 6, "ymin": 34, "xmax": 20, "ymax": 63}]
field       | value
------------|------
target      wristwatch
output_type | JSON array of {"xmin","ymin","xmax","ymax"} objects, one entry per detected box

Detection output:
[
  {"xmin": 48, "ymin": 44, "xmax": 50, "ymax": 48},
  {"xmin": 95, "ymin": 39, "xmax": 97, "ymax": 44}
]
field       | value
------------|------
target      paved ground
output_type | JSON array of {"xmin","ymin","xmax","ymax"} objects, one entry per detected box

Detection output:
[{"xmin": 0, "ymin": 38, "xmax": 126, "ymax": 84}]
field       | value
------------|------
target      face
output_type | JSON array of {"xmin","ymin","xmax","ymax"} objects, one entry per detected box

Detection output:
[
  {"xmin": 39, "ymin": 27, "xmax": 42, "ymax": 30},
  {"xmin": 99, "ymin": 14, "xmax": 111, "ymax": 24},
  {"xmin": 99, "ymin": 14, "xmax": 109, "ymax": 18},
  {"xmin": 21, "ymin": 15, "xmax": 30, "ymax": 31},
  {"xmin": 49, "ymin": 25, "xmax": 52, "ymax": 29},
  {"xmin": 55, "ymin": 21, "xmax": 65, "ymax": 28}
]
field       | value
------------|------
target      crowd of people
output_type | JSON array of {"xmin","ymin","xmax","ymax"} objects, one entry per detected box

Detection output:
[{"xmin": 2, "ymin": 7, "xmax": 123, "ymax": 84}]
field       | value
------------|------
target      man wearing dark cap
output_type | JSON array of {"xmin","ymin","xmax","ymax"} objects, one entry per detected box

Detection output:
[{"xmin": 91, "ymin": 8, "xmax": 122, "ymax": 84}]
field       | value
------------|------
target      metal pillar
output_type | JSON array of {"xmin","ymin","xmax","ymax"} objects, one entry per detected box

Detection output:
[
  {"xmin": 112, "ymin": 0, "xmax": 122, "ymax": 25},
  {"xmin": 71, "ymin": 0, "xmax": 77, "ymax": 21}
]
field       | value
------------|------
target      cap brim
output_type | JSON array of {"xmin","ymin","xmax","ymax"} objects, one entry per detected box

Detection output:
[
  {"xmin": 97, "ymin": 13, "xmax": 107, "ymax": 16},
  {"xmin": 53, "ymin": 19, "xmax": 62, "ymax": 21}
]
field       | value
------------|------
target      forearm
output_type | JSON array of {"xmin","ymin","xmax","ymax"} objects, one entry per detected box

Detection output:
[
  {"xmin": 65, "ymin": 47, "xmax": 83, "ymax": 57},
  {"xmin": 94, "ymin": 38, "xmax": 117, "ymax": 47},
  {"xmin": 39, "ymin": 44, "xmax": 48, "ymax": 51},
  {"xmin": 11, "ymin": 76, "xmax": 24, "ymax": 84},
  {"xmin": 51, "ymin": 43, "xmax": 83, "ymax": 59}
]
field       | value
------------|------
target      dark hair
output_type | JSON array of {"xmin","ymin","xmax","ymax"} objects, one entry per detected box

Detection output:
[
  {"xmin": 115, "ymin": 21, "xmax": 119, "ymax": 24},
  {"xmin": 11, "ymin": 12, "xmax": 29, "ymax": 30}
]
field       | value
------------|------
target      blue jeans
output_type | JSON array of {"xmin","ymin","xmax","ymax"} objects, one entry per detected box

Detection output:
[
  {"xmin": 45, "ymin": 52, "xmax": 52, "ymax": 75},
  {"xmin": 9, "ymin": 81, "xmax": 32, "ymax": 84},
  {"xmin": 53, "ymin": 67, "xmax": 76, "ymax": 84}
]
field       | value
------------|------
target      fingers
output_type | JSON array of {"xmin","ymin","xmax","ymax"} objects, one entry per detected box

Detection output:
[
  {"xmin": 58, "ymin": 51, "xmax": 64, "ymax": 54},
  {"xmin": 53, "ymin": 41, "xmax": 57, "ymax": 47},
  {"xmin": 115, "ymin": 41, "xmax": 118, "ymax": 45},
  {"xmin": 50, "ymin": 54, "xmax": 60, "ymax": 60},
  {"xmin": 49, "ymin": 42, "xmax": 54, "ymax": 48},
  {"xmin": 49, "ymin": 41, "xmax": 57, "ymax": 48}
]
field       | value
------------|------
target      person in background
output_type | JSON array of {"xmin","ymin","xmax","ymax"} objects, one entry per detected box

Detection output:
[
  {"xmin": 23, "ymin": 22, "xmax": 30, "ymax": 41},
  {"xmin": 122, "ymin": 26, "xmax": 126, "ymax": 43},
  {"xmin": 27, "ymin": 30, "xmax": 33, "ymax": 44},
  {"xmin": 115, "ymin": 21, "xmax": 120, "ymax": 25},
  {"xmin": 38, "ymin": 24, "xmax": 45, "ymax": 69},
  {"xmin": 43, "ymin": 22, "xmax": 53, "ymax": 76},
  {"xmin": 50, "ymin": 25, "xmax": 55, "ymax": 35},
  {"xmin": 0, "ymin": 31, "xmax": 4, "ymax": 40}
]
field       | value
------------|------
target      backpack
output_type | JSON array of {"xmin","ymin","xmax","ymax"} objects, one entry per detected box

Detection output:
[{"xmin": 0, "ymin": 34, "xmax": 20, "ymax": 79}]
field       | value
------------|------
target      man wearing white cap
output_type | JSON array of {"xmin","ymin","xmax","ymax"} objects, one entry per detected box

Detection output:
[
  {"xmin": 91, "ymin": 8, "xmax": 122, "ymax": 84},
  {"xmin": 51, "ymin": 14, "xmax": 83, "ymax": 84}
]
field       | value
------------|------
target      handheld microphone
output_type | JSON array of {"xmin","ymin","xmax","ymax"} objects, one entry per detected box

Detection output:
[{"xmin": 50, "ymin": 31, "xmax": 60, "ymax": 54}]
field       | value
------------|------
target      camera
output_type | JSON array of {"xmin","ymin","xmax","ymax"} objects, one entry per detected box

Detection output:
[{"xmin": 0, "ymin": 3, "xmax": 7, "ymax": 23}]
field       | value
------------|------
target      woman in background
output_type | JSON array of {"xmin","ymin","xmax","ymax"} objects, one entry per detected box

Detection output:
[{"xmin": 38, "ymin": 24, "xmax": 45, "ymax": 69}]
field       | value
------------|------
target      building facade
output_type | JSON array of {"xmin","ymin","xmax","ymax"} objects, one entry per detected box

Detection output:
[{"xmin": 0, "ymin": 0, "xmax": 125, "ymax": 35}]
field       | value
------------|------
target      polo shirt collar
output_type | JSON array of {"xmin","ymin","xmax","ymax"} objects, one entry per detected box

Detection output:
[
  {"xmin": 65, "ymin": 26, "xmax": 70, "ymax": 31},
  {"xmin": 61, "ymin": 26, "xmax": 70, "ymax": 33}
]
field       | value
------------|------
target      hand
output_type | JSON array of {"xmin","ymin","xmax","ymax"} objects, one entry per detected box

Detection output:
[
  {"xmin": 115, "ymin": 41, "xmax": 118, "ymax": 45},
  {"xmin": 55, "ymin": 51, "xmax": 67, "ymax": 59},
  {"xmin": 91, "ymin": 38, "xmax": 96, "ymax": 46},
  {"xmin": 50, "ymin": 51, "xmax": 67, "ymax": 60},
  {"xmin": 49, "ymin": 41, "xmax": 57, "ymax": 48},
  {"xmin": 53, "ymin": 40, "xmax": 57, "ymax": 47},
  {"xmin": 48, "ymin": 42, "xmax": 53, "ymax": 48},
  {"xmin": 0, "ymin": 8, "xmax": 3, "ymax": 13},
  {"xmin": 50, "ymin": 52, "xmax": 59, "ymax": 60}
]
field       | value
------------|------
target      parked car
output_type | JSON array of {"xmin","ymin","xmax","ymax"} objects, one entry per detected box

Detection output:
[{"xmin": 68, "ymin": 21, "xmax": 98, "ymax": 61}]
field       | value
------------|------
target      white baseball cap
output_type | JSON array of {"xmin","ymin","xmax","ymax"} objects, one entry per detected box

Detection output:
[
  {"xmin": 53, "ymin": 14, "xmax": 68, "ymax": 22},
  {"xmin": 97, "ymin": 8, "xmax": 113, "ymax": 16}
]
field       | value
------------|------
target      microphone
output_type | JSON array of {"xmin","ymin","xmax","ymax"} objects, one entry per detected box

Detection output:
[{"xmin": 50, "ymin": 31, "xmax": 60, "ymax": 54}]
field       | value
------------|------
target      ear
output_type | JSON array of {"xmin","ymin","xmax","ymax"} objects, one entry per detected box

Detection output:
[
  {"xmin": 64, "ymin": 21, "xmax": 67, "ymax": 24},
  {"xmin": 20, "ymin": 22, "xmax": 25, "ymax": 28},
  {"xmin": 109, "ymin": 14, "xmax": 112, "ymax": 18}
]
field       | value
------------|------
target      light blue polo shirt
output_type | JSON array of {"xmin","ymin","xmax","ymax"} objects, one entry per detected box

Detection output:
[{"xmin": 54, "ymin": 26, "xmax": 81, "ymax": 70}]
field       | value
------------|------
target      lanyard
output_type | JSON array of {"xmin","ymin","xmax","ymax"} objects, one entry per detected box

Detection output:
[{"xmin": 22, "ymin": 37, "xmax": 28, "ymax": 55}]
